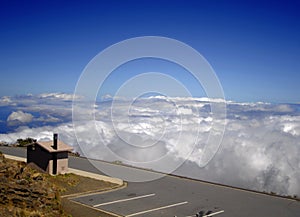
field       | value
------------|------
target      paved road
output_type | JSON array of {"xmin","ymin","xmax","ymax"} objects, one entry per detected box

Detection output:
[{"xmin": 1, "ymin": 146, "xmax": 300, "ymax": 217}]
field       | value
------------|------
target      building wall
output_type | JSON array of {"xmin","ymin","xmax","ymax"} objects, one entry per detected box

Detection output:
[
  {"xmin": 27, "ymin": 144, "xmax": 70, "ymax": 175},
  {"xmin": 57, "ymin": 158, "xmax": 69, "ymax": 174},
  {"xmin": 48, "ymin": 158, "xmax": 68, "ymax": 174},
  {"xmin": 48, "ymin": 159, "xmax": 53, "ymax": 174},
  {"xmin": 27, "ymin": 144, "xmax": 52, "ymax": 172}
]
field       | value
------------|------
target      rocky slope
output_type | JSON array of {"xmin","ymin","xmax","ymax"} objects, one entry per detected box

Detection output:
[{"xmin": 0, "ymin": 152, "xmax": 67, "ymax": 217}]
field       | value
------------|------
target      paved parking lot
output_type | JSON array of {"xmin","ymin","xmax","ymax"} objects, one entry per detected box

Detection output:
[
  {"xmin": 70, "ymin": 173, "xmax": 300, "ymax": 217},
  {"xmin": 2, "ymin": 147, "xmax": 300, "ymax": 217},
  {"xmin": 71, "ymin": 186, "xmax": 224, "ymax": 217}
]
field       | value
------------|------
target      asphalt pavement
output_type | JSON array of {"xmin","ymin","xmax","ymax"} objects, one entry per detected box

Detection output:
[{"xmin": 1, "ymin": 146, "xmax": 300, "ymax": 217}]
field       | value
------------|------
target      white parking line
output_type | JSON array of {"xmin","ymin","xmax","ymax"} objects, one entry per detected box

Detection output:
[
  {"xmin": 185, "ymin": 210, "xmax": 225, "ymax": 217},
  {"xmin": 93, "ymin": 193, "xmax": 155, "ymax": 207},
  {"xmin": 125, "ymin": 201, "xmax": 188, "ymax": 217},
  {"xmin": 205, "ymin": 210, "xmax": 225, "ymax": 216}
]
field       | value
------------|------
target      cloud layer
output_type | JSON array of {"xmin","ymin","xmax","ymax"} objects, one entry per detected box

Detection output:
[
  {"xmin": 7, "ymin": 111, "xmax": 33, "ymax": 124},
  {"xmin": 0, "ymin": 93, "xmax": 299, "ymax": 196}
]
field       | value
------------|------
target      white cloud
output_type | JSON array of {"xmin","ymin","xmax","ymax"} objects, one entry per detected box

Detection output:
[
  {"xmin": 1, "ymin": 96, "xmax": 12, "ymax": 103},
  {"xmin": 0, "ymin": 96, "xmax": 300, "ymax": 196},
  {"xmin": 0, "ymin": 96, "xmax": 16, "ymax": 106},
  {"xmin": 36, "ymin": 114, "xmax": 61, "ymax": 123},
  {"xmin": 38, "ymin": 92, "xmax": 80, "ymax": 101},
  {"xmin": 101, "ymin": 94, "xmax": 113, "ymax": 101},
  {"xmin": 7, "ymin": 111, "xmax": 33, "ymax": 123}
]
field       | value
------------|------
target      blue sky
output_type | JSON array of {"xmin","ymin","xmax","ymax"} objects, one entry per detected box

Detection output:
[{"xmin": 1, "ymin": 0, "xmax": 299, "ymax": 103}]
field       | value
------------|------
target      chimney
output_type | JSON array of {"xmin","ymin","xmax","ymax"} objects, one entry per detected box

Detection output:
[{"xmin": 53, "ymin": 133, "xmax": 58, "ymax": 150}]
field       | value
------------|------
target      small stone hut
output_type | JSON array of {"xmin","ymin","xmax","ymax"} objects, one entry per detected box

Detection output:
[{"xmin": 27, "ymin": 134, "xmax": 73, "ymax": 175}]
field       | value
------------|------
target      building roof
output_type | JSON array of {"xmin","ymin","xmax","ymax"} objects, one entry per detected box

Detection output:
[{"xmin": 35, "ymin": 140, "xmax": 73, "ymax": 153}]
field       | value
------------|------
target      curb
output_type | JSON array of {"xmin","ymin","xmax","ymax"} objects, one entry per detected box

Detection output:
[
  {"xmin": 3, "ymin": 154, "xmax": 25, "ymax": 162},
  {"xmin": 68, "ymin": 168, "xmax": 123, "ymax": 185}
]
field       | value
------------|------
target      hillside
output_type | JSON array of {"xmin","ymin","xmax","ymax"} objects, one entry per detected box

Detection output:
[
  {"xmin": 0, "ymin": 151, "xmax": 119, "ymax": 217},
  {"xmin": 0, "ymin": 151, "xmax": 67, "ymax": 216}
]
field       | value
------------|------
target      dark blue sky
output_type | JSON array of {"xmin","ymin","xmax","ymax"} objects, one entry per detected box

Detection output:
[{"xmin": 1, "ymin": 0, "xmax": 299, "ymax": 102}]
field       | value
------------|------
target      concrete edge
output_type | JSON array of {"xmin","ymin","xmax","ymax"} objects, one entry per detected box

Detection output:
[
  {"xmin": 3, "ymin": 154, "xmax": 26, "ymax": 162},
  {"xmin": 63, "ymin": 183, "xmax": 128, "ymax": 199},
  {"xmin": 3, "ymin": 154, "xmax": 123, "ymax": 186},
  {"xmin": 68, "ymin": 168, "xmax": 123, "ymax": 185}
]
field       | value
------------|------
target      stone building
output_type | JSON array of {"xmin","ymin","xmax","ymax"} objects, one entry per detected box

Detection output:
[{"xmin": 27, "ymin": 134, "xmax": 73, "ymax": 175}]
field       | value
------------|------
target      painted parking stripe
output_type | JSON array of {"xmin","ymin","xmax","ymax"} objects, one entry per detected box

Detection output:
[
  {"xmin": 93, "ymin": 193, "xmax": 155, "ymax": 207},
  {"xmin": 204, "ymin": 210, "xmax": 225, "ymax": 217},
  {"xmin": 185, "ymin": 210, "xmax": 225, "ymax": 217},
  {"xmin": 125, "ymin": 201, "xmax": 188, "ymax": 217}
]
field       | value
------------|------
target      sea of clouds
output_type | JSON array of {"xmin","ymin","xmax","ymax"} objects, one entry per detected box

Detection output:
[{"xmin": 0, "ymin": 93, "xmax": 299, "ymax": 196}]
